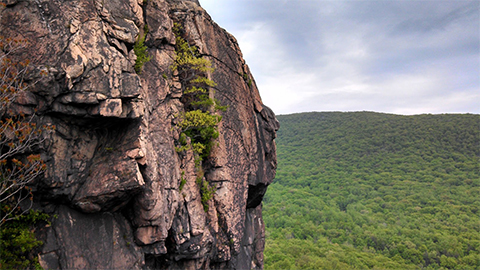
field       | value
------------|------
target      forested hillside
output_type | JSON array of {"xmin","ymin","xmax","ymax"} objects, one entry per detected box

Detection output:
[{"xmin": 264, "ymin": 112, "xmax": 480, "ymax": 269}]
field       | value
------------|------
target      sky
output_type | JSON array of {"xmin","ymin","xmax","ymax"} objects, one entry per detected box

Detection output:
[{"xmin": 198, "ymin": 0, "xmax": 479, "ymax": 115}]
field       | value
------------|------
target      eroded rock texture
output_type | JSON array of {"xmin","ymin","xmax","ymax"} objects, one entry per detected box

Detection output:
[{"xmin": 0, "ymin": 0, "xmax": 278, "ymax": 269}]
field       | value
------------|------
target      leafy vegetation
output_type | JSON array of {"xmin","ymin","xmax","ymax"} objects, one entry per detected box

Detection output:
[
  {"xmin": 197, "ymin": 173, "xmax": 215, "ymax": 212},
  {"xmin": 171, "ymin": 23, "xmax": 223, "ymax": 162},
  {"xmin": 133, "ymin": 25, "xmax": 151, "ymax": 74},
  {"xmin": 177, "ymin": 109, "xmax": 221, "ymax": 161},
  {"xmin": 264, "ymin": 112, "xmax": 480, "ymax": 269},
  {"xmin": 0, "ymin": 209, "xmax": 50, "ymax": 269},
  {"xmin": 172, "ymin": 23, "xmax": 224, "ymax": 212},
  {"xmin": 0, "ymin": 36, "xmax": 52, "ymax": 269}
]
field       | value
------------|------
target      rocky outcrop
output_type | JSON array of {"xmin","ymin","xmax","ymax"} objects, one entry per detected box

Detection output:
[{"xmin": 0, "ymin": 0, "xmax": 278, "ymax": 269}]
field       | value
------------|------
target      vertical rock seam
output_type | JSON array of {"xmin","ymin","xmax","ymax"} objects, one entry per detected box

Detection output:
[{"xmin": 0, "ymin": 0, "xmax": 278, "ymax": 269}]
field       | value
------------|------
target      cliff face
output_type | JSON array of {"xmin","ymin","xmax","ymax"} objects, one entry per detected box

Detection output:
[{"xmin": 0, "ymin": 0, "xmax": 278, "ymax": 269}]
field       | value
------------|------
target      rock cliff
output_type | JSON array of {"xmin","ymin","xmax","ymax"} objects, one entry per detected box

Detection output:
[{"xmin": 0, "ymin": 0, "xmax": 278, "ymax": 269}]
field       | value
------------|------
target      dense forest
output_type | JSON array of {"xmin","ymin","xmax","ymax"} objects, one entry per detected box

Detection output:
[{"xmin": 263, "ymin": 112, "xmax": 479, "ymax": 269}]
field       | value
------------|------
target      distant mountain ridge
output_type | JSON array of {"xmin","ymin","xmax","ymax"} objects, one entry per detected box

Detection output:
[{"xmin": 264, "ymin": 111, "xmax": 480, "ymax": 269}]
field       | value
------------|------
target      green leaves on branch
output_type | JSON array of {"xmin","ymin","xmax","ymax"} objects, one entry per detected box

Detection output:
[
  {"xmin": 0, "ymin": 209, "xmax": 50, "ymax": 269},
  {"xmin": 179, "ymin": 171, "xmax": 186, "ymax": 191},
  {"xmin": 171, "ymin": 23, "xmax": 214, "ymax": 75},
  {"xmin": 171, "ymin": 53, "xmax": 214, "ymax": 74},
  {"xmin": 0, "ymin": 36, "xmax": 53, "ymax": 268},
  {"xmin": 172, "ymin": 22, "xmax": 224, "ymax": 161},
  {"xmin": 178, "ymin": 110, "xmax": 221, "ymax": 130},
  {"xmin": 199, "ymin": 178, "xmax": 215, "ymax": 212},
  {"xmin": 189, "ymin": 77, "xmax": 217, "ymax": 87},
  {"xmin": 172, "ymin": 22, "xmax": 225, "ymax": 212},
  {"xmin": 177, "ymin": 110, "xmax": 221, "ymax": 160},
  {"xmin": 134, "ymin": 26, "xmax": 151, "ymax": 74}
]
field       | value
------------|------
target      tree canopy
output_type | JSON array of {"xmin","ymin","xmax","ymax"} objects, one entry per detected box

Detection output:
[{"xmin": 264, "ymin": 112, "xmax": 480, "ymax": 269}]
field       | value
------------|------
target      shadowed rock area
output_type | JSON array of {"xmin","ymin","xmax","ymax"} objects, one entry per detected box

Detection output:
[{"xmin": 0, "ymin": 0, "xmax": 278, "ymax": 269}]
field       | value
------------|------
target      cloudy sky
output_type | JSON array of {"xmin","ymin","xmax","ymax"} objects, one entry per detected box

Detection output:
[{"xmin": 198, "ymin": 0, "xmax": 479, "ymax": 115}]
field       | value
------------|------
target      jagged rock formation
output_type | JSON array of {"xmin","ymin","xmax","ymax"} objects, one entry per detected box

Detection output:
[{"xmin": 0, "ymin": 0, "xmax": 278, "ymax": 269}]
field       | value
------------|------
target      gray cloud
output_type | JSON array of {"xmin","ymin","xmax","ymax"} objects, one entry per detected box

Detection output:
[
  {"xmin": 392, "ymin": 1, "xmax": 479, "ymax": 34},
  {"xmin": 199, "ymin": 0, "xmax": 479, "ymax": 115}
]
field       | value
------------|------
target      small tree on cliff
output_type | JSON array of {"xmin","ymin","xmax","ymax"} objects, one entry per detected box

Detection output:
[
  {"xmin": 171, "ymin": 23, "xmax": 225, "ymax": 162},
  {"xmin": 0, "ymin": 37, "xmax": 49, "ymax": 224},
  {"xmin": 0, "ymin": 35, "xmax": 53, "ymax": 269},
  {"xmin": 171, "ymin": 23, "xmax": 227, "ymax": 212}
]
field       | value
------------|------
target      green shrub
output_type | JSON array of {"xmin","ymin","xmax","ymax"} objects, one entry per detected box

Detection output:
[
  {"xmin": 199, "ymin": 179, "xmax": 215, "ymax": 212},
  {"xmin": 172, "ymin": 22, "xmax": 226, "ymax": 211},
  {"xmin": 179, "ymin": 171, "xmax": 187, "ymax": 191},
  {"xmin": 178, "ymin": 110, "xmax": 221, "ymax": 159},
  {"xmin": 0, "ymin": 209, "xmax": 50, "ymax": 269},
  {"xmin": 134, "ymin": 28, "xmax": 151, "ymax": 74},
  {"xmin": 171, "ymin": 22, "xmax": 223, "ymax": 161}
]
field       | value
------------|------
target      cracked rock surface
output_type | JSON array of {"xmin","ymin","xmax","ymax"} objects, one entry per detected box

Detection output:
[{"xmin": 0, "ymin": 0, "xmax": 278, "ymax": 269}]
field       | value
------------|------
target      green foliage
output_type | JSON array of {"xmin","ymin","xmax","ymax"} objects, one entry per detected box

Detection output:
[
  {"xmin": 199, "ymin": 178, "xmax": 215, "ymax": 212},
  {"xmin": 178, "ymin": 110, "xmax": 221, "ymax": 158},
  {"xmin": 133, "ymin": 28, "xmax": 151, "ymax": 74},
  {"xmin": 0, "ymin": 209, "xmax": 50, "ymax": 269},
  {"xmin": 172, "ymin": 22, "xmax": 226, "ymax": 212},
  {"xmin": 241, "ymin": 73, "xmax": 253, "ymax": 87},
  {"xmin": 189, "ymin": 76, "xmax": 217, "ymax": 87},
  {"xmin": 171, "ymin": 23, "xmax": 214, "ymax": 75},
  {"xmin": 189, "ymin": 168, "xmax": 215, "ymax": 212},
  {"xmin": 172, "ymin": 23, "xmax": 223, "ymax": 162},
  {"xmin": 179, "ymin": 171, "xmax": 186, "ymax": 191},
  {"xmin": 0, "ymin": 36, "xmax": 51, "ymax": 269},
  {"xmin": 264, "ymin": 112, "xmax": 480, "ymax": 269},
  {"xmin": 214, "ymin": 99, "xmax": 228, "ymax": 112}
]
